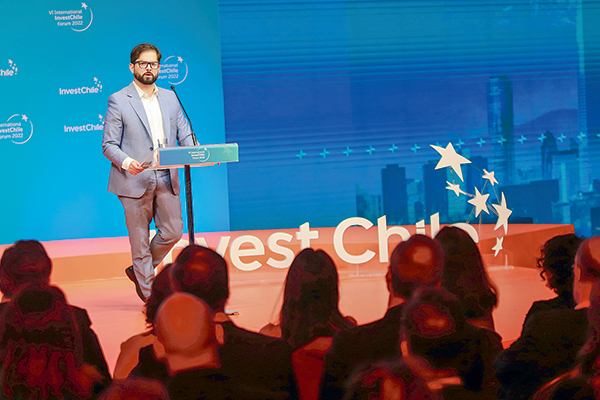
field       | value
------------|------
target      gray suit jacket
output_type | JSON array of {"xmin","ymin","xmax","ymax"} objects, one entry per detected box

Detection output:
[{"xmin": 102, "ymin": 82, "xmax": 195, "ymax": 198}]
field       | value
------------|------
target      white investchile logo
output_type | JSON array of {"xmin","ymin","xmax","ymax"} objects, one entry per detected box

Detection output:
[
  {"xmin": 59, "ymin": 77, "xmax": 102, "ymax": 95},
  {"xmin": 0, "ymin": 60, "xmax": 17, "ymax": 77},
  {"xmin": 159, "ymin": 56, "xmax": 188, "ymax": 85},
  {"xmin": 48, "ymin": 2, "xmax": 93, "ymax": 32},
  {"xmin": 0, "ymin": 114, "xmax": 34, "ymax": 145},
  {"xmin": 63, "ymin": 113, "xmax": 104, "ymax": 133}
]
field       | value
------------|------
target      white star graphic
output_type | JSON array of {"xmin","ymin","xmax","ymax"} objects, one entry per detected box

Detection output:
[
  {"xmin": 492, "ymin": 237, "xmax": 504, "ymax": 257},
  {"xmin": 22, "ymin": 115, "xmax": 28, "ymax": 122},
  {"xmin": 468, "ymin": 187, "xmax": 490, "ymax": 217},
  {"xmin": 178, "ymin": 56, "xmax": 184, "ymax": 63},
  {"xmin": 446, "ymin": 182, "xmax": 465, "ymax": 197},
  {"xmin": 82, "ymin": 2, "xmax": 88, "ymax": 9},
  {"xmin": 430, "ymin": 142, "xmax": 471, "ymax": 182},
  {"xmin": 493, "ymin": 193, "xmax": 512, "ymax": 235},
  {"xmin": 482, "ymin": 169, "xmax": 498, "ymax": 186}
]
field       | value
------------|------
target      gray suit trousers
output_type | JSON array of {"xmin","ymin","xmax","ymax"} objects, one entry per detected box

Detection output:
[{"xmin": 118, "ymin": 170, "xmax": 183, "ymax": 297}]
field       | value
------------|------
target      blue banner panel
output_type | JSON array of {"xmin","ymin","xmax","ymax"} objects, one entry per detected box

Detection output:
[
  {"xmin": 219, "ymin": 0, "xmax": 599, "ymax": 237},
  {"xmin": 0, "ymin": 0, "xmax": 228, "ymax": 244}
]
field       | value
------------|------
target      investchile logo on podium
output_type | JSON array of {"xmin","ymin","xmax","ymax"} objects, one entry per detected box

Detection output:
[
  {"xmin": 0, "ymin": 114, "xmax": 34, "ymax": 145},
  {"xmin": 48, "ymin": 2, "xmax": 93, "ymax": 32}
]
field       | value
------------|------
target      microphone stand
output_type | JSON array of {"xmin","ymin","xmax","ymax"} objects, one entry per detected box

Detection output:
[{"xmin": 171, "ymin": 85, "xmax": 198, "ymax": 245}]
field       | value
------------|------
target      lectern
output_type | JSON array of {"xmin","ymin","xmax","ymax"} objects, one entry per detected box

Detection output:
[{"xmin": 142, "ymin": 143, "xmax": 239, "ymax": 244}]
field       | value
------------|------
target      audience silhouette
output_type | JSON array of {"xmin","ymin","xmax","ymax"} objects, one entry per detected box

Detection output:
[
  {"xmin": 0, "ymin": 283, "xmax": 110, "ymax": 399},
  {"xmin": 151, "ymin": 292, "xmax": 255, "ymax": 399},
  {"xmin": 260, "ymin": 248, "xmax": 356, "ymax": 400},
  {"xmin": 113, "ymin": 263, "xmax": 176, "ymax": 380},
  {"xmin": 319, "ymin": 234, "xmax": 445, "ymax": 399},
  {"xmin": 496, "ymin": 235, "xmax": 597, "ymax": 400},
  {"xmin": 434, "ymin": 226, "xmax": 503, "ymax": 397},
  {"xmin": 343, "ymin": 286, "xmax": 496, "ymax": 400},
  {"xmin": 131, "ymin": 244, "xmax": 299, "ymax": 399},
  {"xmin": 530, "ymin": 281, "xmax": 600, "ymax": 399},
  {"xmin": 260, "ymin": 248, "xmax": 356, "ymax": 348},
  {"xmin": 524, "ymin": 233, "xmax": 584, "ymax": 326},
  {"xmin": 0, "ymin": 240, "xmax": 111, "ymax": 390},
  {"xmin": 97, "ymin": 377, "xmax": 169, "ymax": 400},
  {"xmin": 434, "ymin": 226, "xmax": 499, "ymax": 332},
  {"xmin": 2, "ymin": 232, "xmax": 598, "ymax": 400}
]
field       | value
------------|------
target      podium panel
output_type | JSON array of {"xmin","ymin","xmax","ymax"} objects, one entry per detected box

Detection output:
[{"xmin": 143, "ymin": 143, "xmax": 239, "ymax": 169}]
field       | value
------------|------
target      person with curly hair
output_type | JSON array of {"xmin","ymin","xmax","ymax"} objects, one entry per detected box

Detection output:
[{"xmin": 523, "ymin": 233, "xmax": 584, "ymax": 326}]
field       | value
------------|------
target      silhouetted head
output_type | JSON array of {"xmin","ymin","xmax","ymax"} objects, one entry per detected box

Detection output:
[
  {"xmin": 144, "ymin": 263, "xmax": 176, "ymax": 327},
  {"xmin": 171, "ymin": 245, "xmax": 229, "ymax": 312},
  {"xmin": 280, "ymin": 248, "xmax": 352, "ymax": 348},
  {"xmin": 536, "ymin": 233, "xmax": 583, "ymax": 298},
  {"xmin": 401, "ymin": 287, "xmax": 483, "ymax": 392},
  {"xmin": 0, "ymin": 240, "xmax": 52, "ymax": 299},
  {"xmin": 153, "ymin": 292, "xmax": 221, "ymax": 375},
  {"xmin": 435, "ymin": 226, "xmax": 498, "ymax": 319},
  {"xmin": 283, "ymin": 248, "xmax": 340, "ymax": 317},
  {"xmin": 98, "ymin": 377, "xmax": 169, "ymax": 400},
  {"xmin": 575, "ymin": 237, "xmax": 600, "ymax": 282},
  {"xmin": 573, "ymin": 237, "xmax": 600, "ymax": 307},
  {"xmin": 388, "ymin": 235, "xmax": 444, "ymax": 299},
  {"xmin": 344, "ymin": 362, "xmax": 444, "ymax": 400},
  {"xmin": 0, "ymin": 284, "xmax": 102, "ymax": 399}
]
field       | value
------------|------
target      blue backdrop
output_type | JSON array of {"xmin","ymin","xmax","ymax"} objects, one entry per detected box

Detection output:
[{"xmin": 1, "ymin": 0, "xmax": 599, "ymax": 245}]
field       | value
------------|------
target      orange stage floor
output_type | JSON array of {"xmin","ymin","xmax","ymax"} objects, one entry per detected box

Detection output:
[{"xmin": 0, "ymin": 223, "xmax": 575, "ymax": 376}]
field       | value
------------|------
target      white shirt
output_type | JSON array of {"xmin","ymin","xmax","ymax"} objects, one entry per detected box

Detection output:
[{"xmin": 121, "ymin": 81, "xmax": 166, "ymax": 170}]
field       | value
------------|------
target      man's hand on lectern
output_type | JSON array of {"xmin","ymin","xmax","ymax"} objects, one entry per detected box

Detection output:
[{"xmin": 128, "ymin": 160, "xmax": 145, "ymax": 176}]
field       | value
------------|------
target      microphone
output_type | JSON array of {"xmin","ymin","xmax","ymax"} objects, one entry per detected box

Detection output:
[{"xmin": 170, "ymin": 85, "xmax": 199, "ymax": 146}]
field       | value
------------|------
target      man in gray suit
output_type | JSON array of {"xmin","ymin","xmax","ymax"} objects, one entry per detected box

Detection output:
[{"xmin": 102, "ymin": 43, "xmax": 195, "ymax": 302}]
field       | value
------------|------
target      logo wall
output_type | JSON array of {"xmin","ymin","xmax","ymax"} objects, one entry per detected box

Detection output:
[
  {"xmin": 48, "ymin": 2, "xmax": 93, "ymax": 32},
  {"xmin": 0, "ymin": 114, "xmax": 34, "ymax": 145},
  {"xmin": 159, "ymin": 56, "xmax": 188, "ymax": 85}
]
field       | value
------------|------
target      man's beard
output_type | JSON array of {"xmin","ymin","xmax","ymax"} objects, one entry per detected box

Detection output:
[{"xmin": 134, "ymin": 70, "xmax": 158, "ymax": 85}]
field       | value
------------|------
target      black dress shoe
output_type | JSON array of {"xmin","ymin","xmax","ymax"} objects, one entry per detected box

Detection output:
[{"xmin": 125, "ymin": 266, "xmax": 147, "ymax": 303}]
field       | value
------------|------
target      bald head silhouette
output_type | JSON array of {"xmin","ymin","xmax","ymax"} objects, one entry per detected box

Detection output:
[
  {"xmin": 388, "ymin": 234, "xmax": 445, "ymax": 300},
  {"xmin": 171, "ymin": 245, "xmax": 229, "ymax": 312},
  {"xmin": 573, "ymin": 237, "xmax": 600, "ymax": 308},
  {"xmin": 153, "ymin": 292, "xmax": 222, "ymax": 375}
]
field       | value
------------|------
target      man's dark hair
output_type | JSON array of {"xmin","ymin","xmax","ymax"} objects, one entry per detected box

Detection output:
[
  {"xmin": 536, "ymin": 233, "xmax": 583, "ymax": 299},
  {"xmin": 130, "ymin": 43, "xmax": 162, "ymax": 64},
  {"xmin": 389, "ymin": 234, "xmax": 444, "ymax": 299},
  {"xmin": 0, "ymin": 240, "xmax": 52, "ymax": 298},
  {"xmin": 170, "ymin": 245, "xmax": 229, "ymax": 312}
]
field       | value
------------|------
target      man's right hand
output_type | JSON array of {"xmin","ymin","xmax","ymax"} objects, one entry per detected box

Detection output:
[{"xmin": 127, "ymin": 160, "xmax": 145, "ymax": 175}]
